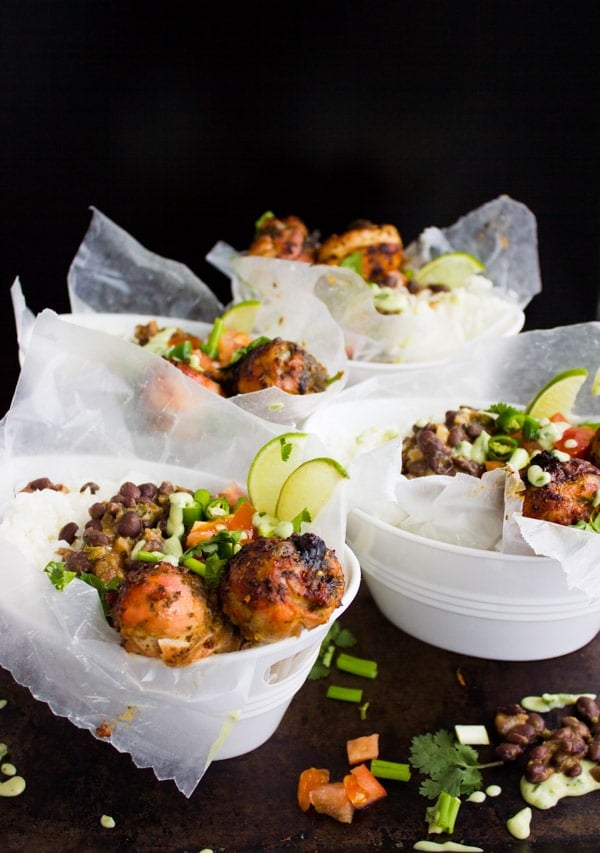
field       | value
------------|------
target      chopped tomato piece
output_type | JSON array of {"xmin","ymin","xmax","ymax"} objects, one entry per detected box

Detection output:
[
  {"xmin": 217, "ymin": 328, "xmax": 252, "ymax": 364},
  {"xmin": 185, "ymin": 499, "xmax": 257, "ymax": 547},
  {"xmin": 346, "ymin": 733, "xmax": 379, "ymax": 765},
  {"xmin": 343, "ymin": 763, "xmax": 387, "ymax": 809},
  {"xmin": 554, "ymin": 425, "xmax": 597, "ymax": 458},
  {"xmin": 309, "ymin": 782, "xmax": 355, "ymax": 824},
  {"xmin": 484, "ymin": 459, "xmax": 504, "ymax": 471},
  {"xmin": 550, "ymin": 412, "xmax": 568, "ymax": 422},
  {"xmin": 297, "ymin": 767, "xmax": 330, "ymax": 812}
]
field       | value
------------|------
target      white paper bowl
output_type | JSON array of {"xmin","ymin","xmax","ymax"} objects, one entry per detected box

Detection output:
[
  {"xmin": 0, "ymin": 454, "xmax": 360, "ymax": 791},
  {"xmin": 346, "ymin": 508, "xmax": 600, "ymax": 661}
]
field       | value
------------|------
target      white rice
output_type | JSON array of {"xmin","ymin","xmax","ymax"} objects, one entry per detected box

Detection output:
[{"xmin": 0, "ymin": 480, "xmax": 118, "ymax": 569}]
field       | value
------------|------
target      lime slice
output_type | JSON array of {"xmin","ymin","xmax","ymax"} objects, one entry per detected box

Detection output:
[
  {"xmin": 275, "ymin": 457, "xmax": 349, "ymax": 523},
  {"xmin": 247, "ymin": 432, "xmax": 308, "ymax": 515},
  {"xmin": 413, "ymin": 251, "xmax": 485, "ymax": 289},
  {"xmin": 591, "ymin": 368, "xmax": 600, "ymax": 396},
  {"xmin": 221, "ymin": 300, "xmax": 262, "ymax": 334},
  {"xmin": 525, "ymin": 368, "xmax": 588, "ymax": 419}
]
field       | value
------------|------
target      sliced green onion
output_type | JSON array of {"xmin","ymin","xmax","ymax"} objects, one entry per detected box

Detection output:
[
  {"xmin": 326, "ymin": 685, "xmax": 363, "ymax": 703},
  {"xmin": 487, "ymin": 434, "xmax": 518, "ymax": 461},
  {"xmin": 358, "ymin": 701, "xmax": 370, "ymax": 720},
  {"xmin": 135, "ymin": 550, "xmax": 164, "ymax": 563},
  {"xmin": 321, "ymin": 643, "xmax": 336, "ymax": 669},
  {"xmin": 182, "ymin": 502, "xmax": 202, "ymax": 527},
  {"xmin": 202, "ymin": 317, "xmax": 224, "ymax": 360},
  {"xmin": 426, "ymin": 790, "xmax": 461, "ymax": 834},
  {"xmin": 370, "ymin": 759, "xmax": 411, "ymax": 782},
  {"xmin": 507, "ymin": 446, "xmax": 530, "ymax": 470},
  {"xmin": 336, "ymin": 652, "xmax": 378, "ymax": 679},
  {"xmin": 181, "ymin": 556, "xmax": 206, "ymax": 575},
  {"xmin": 205, "ymin": 496, "xmax": 231, "ymax": 518},
  {"xmin": 166, "ymin": 340, "xmax": 193, "ymax": 362}
]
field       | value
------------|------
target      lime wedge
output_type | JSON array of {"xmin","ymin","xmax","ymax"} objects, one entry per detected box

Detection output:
[
  {"xmin": 413, "ymin": 251, "xmax": 485, "ymax": 289},
  {"xmin": 247, "ymin": 432, "xmax": 308, "ymax": 516},
  {"xmin": 221, "ymin": 300, "xmax": 262, "ymax": 334},
  {"xmin": 275, "ymin": 457, "xmax": 349, "ymax": 523},
  {"xmin": 591, "ymin": 368, "xmax": 600, "ymax": 396},
  {"xmin": 525, "ymin": 368, "xmax": 588, "ymax": 419}
]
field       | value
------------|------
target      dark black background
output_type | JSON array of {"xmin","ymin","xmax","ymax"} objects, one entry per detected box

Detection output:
[{"xmin": 1, "ymin": 1, "xmax": 597, "ymax": 414}]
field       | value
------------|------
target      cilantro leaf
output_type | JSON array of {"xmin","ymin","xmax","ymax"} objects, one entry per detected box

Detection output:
[{"xmin": 409, "ymin": 729, "xmax": 499, "ymax": 799}]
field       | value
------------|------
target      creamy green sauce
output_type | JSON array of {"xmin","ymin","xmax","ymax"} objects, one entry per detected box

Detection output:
[
  {"xmin": 506, "ymin": 806, "xmax": 532, "ymax": 839},
  {"xmin": 466, "ymin": 790, "xmax": 486, "ymax": 803},
  {"xmin": 0, "ymin": 733, "xmax": 26, "ymax": 798},
  {"xmin": 413, "ymin": 842, "xmax": 483, "ymax": 852},
  {"xmin": 521, "ymin": 692, "xmax": 596, "ymax": 712},
  {"xmin": 0, "ymin": 776, "xmax": 26, "ymax": 797},
  {"xmin": 521, "ymin": 760, "xmax": 600, "ymax": 809}
]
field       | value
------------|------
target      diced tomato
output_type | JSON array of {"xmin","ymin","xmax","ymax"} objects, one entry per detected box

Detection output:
[
  {"xmin": 343, "ymin": 763, "xmax": 387, "ymax": 809},
  {"xmin": 554, "ymin": 425, "xmax": 597, "ymax": 458},
  {"xmin": 346, "ymin": 733, "xmax": 379, "ymax": 765},
  {"xmin": 309, "ymin": 781, "xmax": 355, "ymax": 824},
  {"xmin": 484, "ymin": 459, "xmax": 504, "ymax": 471},
  {"xmin": 167, "ymin": 332, "xmax": 204, "ymax": 349},
  {"xmin": 217, "ymin": 328, "xmax": 252, "ymax": 364},
  {"xmin": 550, "ymin": 412, "xmax": 568, "ymax": 422},
  {"xmin": 297, "ymin": 767, "xmax": 330, "ymax": 812},
  {"xmin": 185, "ymin": 499, "xmax": 257, "ymax": 547}
]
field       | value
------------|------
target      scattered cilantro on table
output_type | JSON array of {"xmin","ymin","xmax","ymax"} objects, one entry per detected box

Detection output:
[{"xmin": 409, "ymin": 728, "xmax": 502, "ymax": 799}]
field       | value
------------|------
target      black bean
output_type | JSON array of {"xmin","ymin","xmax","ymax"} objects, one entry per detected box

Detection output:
[
  {"xmin": 83, "ymin": 527, "xmax": 110, "ymax": 546},
  {"xmin": 88, "ymin": 502, "xmax": 106, "ymax": 519},
  {"xmin": 117, "ymin": 511, "xmax": 143, "ymax": 538},
  {"xmin": 465, "ymin": 421, "xmax": 485, "ymax": 439},
  {"xmin": 119, "ymin": 482, "xmax": 142, "ymax": 502},
  {"xmin": 138, "ymin": 482, "xmax": 158, "ymax": 500},
  {"xmin": 58, "ymin": 521, "xmax": 78, "ymax": 544},
  {"xmin": 448, "ymin": 425, "xmax": 466, "ymax": 446}
]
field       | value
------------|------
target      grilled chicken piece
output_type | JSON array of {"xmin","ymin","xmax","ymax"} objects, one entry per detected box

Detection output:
[
  {"xmin": 247, "ymin": 213, "xmax": 320, "ymax": 262},
  {"xmin": 222, "ymin": 337, "xmax": 330, "ymax": 395},
  {"xmin": 317, "ymin": 220, "xmax": 406, "ymax": 286},
  {"xmin": 112, "ymin": 562, "xmax": 240, "ymax": 666},
  {"xmin": 522, "ymin": 450, "xmax": 600, "ymax": 526},
  {"xmin": 219, "ymin": 533, "xmax": 345, "ymax": 643}
]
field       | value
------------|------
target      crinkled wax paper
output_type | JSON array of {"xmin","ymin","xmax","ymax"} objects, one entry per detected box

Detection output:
[
  {"xmin": 310, "ymin": 324, "xmax": 600, "ymax": 601},
  {"xmin": 11, "ymin": 277, "xmax": 349, "ymax": 428},
  {"xmin": 0, "ymin": 310, "xmax": 350, "ymax": 795},
  {"xmin": 67, "ymin": 206, "xmax": 224, "ymax": 320},
  {"xmin": 207, "ymin": 196, "xmax": 539, "ymax": 364}
]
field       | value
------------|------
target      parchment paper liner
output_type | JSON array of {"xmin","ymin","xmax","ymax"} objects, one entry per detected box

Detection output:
[{"xmin": 0, "ymin": 310, "xmax": 352, "ymax": 796}]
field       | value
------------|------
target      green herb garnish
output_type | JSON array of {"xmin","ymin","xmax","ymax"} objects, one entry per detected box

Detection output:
[
  {"xmin": 309, "ymin": 622, "xmax": 357, "ymax": 680},
  {"xmin": 409, "ymin": 729, "xmax": 502, "ymax": 799}
]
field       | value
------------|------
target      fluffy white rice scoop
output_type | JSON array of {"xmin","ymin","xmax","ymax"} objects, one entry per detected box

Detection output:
[{"xmin": 0, "ymin": 481, "xmax": 115, "ymax": 568}]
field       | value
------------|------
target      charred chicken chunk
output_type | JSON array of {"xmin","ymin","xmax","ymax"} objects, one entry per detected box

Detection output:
[
  {"xmin": 317, "ymin": 220, "xmax": 406, "ymax": 286},
  {"xmin": 522, "ymin": 450, "xmax": 600, "ymax": 526},
  {"xmin": 219, "ymin": 532, "xmax": 345, "ymax": 643},
  {"xmin": 222, "ymin": 337, "xmax": 330, "ymax": 396},
  {"xmin": 247, "ymin": 213, "xmax": 320, "ymax": 262},
  {"xmin": 112, "ymin": 561, "xmax": 240, "ymax": 666}
]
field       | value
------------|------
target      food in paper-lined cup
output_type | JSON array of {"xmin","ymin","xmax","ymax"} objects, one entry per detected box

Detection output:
[{"xmin": 208, "ymin": 197, "xmax": 538, "ymax": 378}]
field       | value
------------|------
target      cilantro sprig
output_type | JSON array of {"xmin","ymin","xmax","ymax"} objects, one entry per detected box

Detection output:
[{"xmin": 409, "ymin": 729, "xmax": 503, "ymax": 799}]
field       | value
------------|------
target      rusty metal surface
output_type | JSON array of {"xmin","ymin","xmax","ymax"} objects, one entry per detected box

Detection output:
[{"xmin": 1, "ymin": 581, "xmax": 599, "ymax": 853}]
